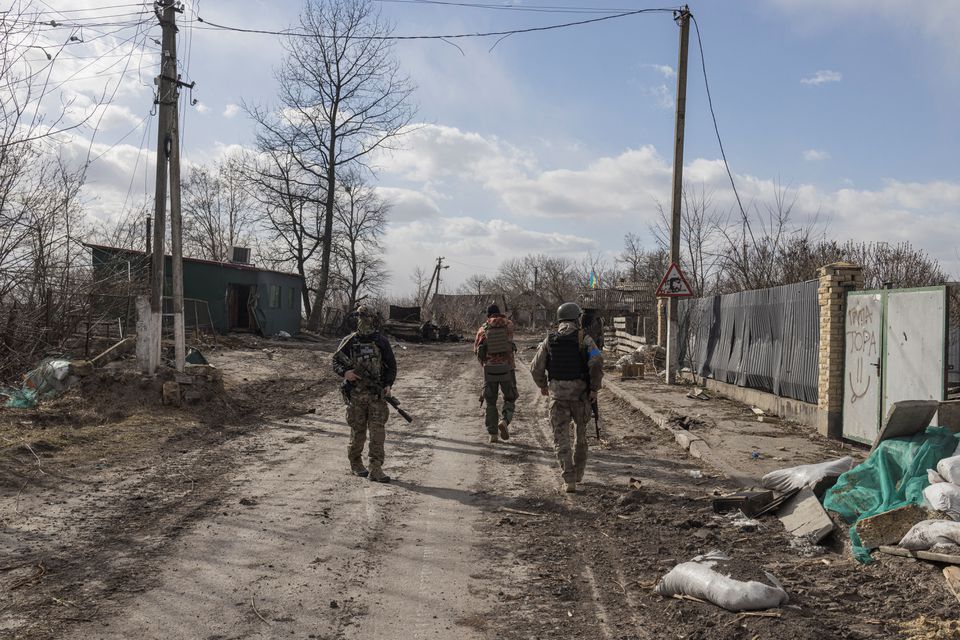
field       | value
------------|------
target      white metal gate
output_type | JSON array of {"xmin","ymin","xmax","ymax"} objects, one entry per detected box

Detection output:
[{"xmin": 842, "ymin": 286, "xmax": 947, "ymax": 444}]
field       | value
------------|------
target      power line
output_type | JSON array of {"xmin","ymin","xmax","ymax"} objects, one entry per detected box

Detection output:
[
  {"xmin": 374, "ymin": 0, "xmax": 638, "ymax": 14},
  {"xmin": 689, "ymin": 12, "xmax": 748, "ymax": 222},
  {"xmin": 194, "ymin": 6, "xmax": 679, "ymax": 41}
]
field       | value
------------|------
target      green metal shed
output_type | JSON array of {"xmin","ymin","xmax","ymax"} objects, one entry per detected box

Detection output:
[{"xmin": 89, "ymin": 244, "xmax": 303, "ymax": 336}]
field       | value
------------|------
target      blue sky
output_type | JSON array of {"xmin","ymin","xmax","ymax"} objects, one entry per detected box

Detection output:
[{"xmin": 41, "ymin": 0, "xmax": 960, "ymax": 293}]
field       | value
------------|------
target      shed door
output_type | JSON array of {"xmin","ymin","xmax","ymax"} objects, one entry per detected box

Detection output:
[{"xmin": 883, "ymin": 287, "xmax": 946, "ymax": 419}]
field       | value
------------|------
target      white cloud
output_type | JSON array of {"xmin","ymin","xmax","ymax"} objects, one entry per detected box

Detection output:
[
  {"xmin": 195, "ymin": 103, "xmax": 210, "ymax": 114},
  {"xmin": 801, "ymin": 70, "xmax": 843, "ymax": 85},
  {"xmin": 376, "ymin": 187, "xmax": 442, "ymax": 223},
  {"xmin": 647, "ymin": 84, "xmax": 674, "ymax": 110},
  {"xmin": 644, "ymin": 64, "xmax": 676, "ymax": 79},
  {"xmin": 223, "ymin": 104, "xmax": 240, "ymax": 118},
  {"xmin": 803, "ymin": 149, "xmax": 830, "ymax": 161}
]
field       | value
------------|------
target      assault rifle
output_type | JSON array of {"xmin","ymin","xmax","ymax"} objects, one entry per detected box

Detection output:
[
  {"xmin": 344, "ymin": 361, "xmax": 415, "ymax": 423},
  {"xmin": 591, "ymin": 398, "xmax": 601, "ymax": 440}
]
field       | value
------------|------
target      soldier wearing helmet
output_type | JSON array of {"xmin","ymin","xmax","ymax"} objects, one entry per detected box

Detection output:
[
  {"xmin": 529, "ymin": 302, "xmax": 604, "ymax": 493},
  {"xmin": 474, "ymin": 303, "xmax": 517, "ymax": 443},
  {"xmin": 332, "ymin": 304, "xmax": 398, "ymax": 483}
]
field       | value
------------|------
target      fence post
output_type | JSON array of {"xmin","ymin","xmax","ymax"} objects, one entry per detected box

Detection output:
[{"xmin": 817, "ymin": 262, "xmax": 864, "ymax": 438}]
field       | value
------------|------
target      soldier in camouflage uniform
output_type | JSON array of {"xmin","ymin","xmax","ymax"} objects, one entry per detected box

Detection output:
[
  {"xmin": 474, "ymin": 304, "xmax": 517, "ymax": 443},
  {"xmin": 529, "ymin": 302, "xmax": 604, "ymax": 493},
  {"xmin": 332, "ymin": 305, "xmax": 398, "ymax": 483}
]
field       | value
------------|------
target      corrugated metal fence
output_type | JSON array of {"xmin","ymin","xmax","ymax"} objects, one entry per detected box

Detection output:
[{"xmin": 677, "ymin": 280, "xmax": 820, "ymax": 404}]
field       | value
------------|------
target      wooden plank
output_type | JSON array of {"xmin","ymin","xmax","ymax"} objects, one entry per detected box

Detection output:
[
  {"xmin": 944, "ymin": 566, "xmax": 960, "ymax": 605},
  {"xmin": 878, "ymin": 545, "xmax": 960, "ymax": 565}
]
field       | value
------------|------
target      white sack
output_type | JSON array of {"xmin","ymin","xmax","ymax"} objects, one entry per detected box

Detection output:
[
  {"xmin": 900, "ymin": 520, "xmax": 960, "ymax": 550},
  {"xmin": 654, "ymin": 552, "xmax": 788, "ymax": 612},
  {"xmin": 760, "ymin": 457, "xmax": 856, "ymax": 493},
  {"xmin": 928, "ymin": 469, "xmax": 946, "ymax": 484},
  {"xmin": 924, "ymin": 484, "xmax": 960, "ymax": 520},
  {"xmin": 937, "ymin": 455, "xmax": 960, "ymax": 485}
]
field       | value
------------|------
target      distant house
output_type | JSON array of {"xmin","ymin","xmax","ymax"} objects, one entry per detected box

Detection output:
[{"xmin": 88, "ymin": 244, "xmax": 302, "ymax": 337}]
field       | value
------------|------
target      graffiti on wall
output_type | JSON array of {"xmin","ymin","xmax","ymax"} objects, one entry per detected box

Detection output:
[{"xmin": 846, "ymin": 299, "xmax": 879, "ymax": 404}]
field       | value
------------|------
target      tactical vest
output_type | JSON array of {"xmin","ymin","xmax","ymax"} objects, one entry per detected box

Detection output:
[
  {"xmin": 484, "ymin": 324, "xmax": 511, "ymax": 356},
  {"xmin": 351, "ymin": 337, "xmax": 383, "ymax": 385},
  {"xmin": 547, "ymin": 331, "xmax": 587, "ymax": 381}
]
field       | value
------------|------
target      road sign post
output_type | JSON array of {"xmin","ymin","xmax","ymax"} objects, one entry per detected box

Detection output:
[{"xmin": 657, "ymin": 262, "xmax": 694, "ymax": 383}]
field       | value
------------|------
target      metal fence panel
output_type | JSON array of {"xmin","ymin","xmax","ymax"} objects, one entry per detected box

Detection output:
[{"xmin": 678, "ymin": 280, "xmax": 819, "ymax": 403}]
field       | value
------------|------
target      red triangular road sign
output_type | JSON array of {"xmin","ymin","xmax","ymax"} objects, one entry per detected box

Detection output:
[{"xmin": 655, "ymin": 262, "xmax": 694, "ymax": 297}]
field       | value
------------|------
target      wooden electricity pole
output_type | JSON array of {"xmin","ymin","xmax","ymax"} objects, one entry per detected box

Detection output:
[
  {"xmin": 146, "ymin": 0, "xmax": 187, "ymax": 373},
  {"xmin": 666, "ymin": 5, "xmax": 690, "ymax": 385}
]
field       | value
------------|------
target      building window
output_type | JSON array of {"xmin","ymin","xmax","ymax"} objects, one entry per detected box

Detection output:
[
  {"xmin": 289, "ymin": 287, "xmax": 296, "ymax": 309},
  {"xmin": 269, "ymin": 285, "xmax": 281, "ymax": 308}
]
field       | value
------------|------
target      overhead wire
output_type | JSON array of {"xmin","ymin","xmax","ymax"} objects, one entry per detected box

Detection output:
[
  {"xmin": 689, "ymin": 12, "xmax": 748, "ymax": 222},
  {"xmin": 193, "ymin": 6, "xmax": 680, "ymax": 41},
  {"xmin": 374, "ymin": 0, "xmax": 637, "ymax": 14}
]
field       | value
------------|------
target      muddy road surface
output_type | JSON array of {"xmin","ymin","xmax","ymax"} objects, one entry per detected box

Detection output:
[{"xmin": 1, "ymin": 341, "xmax": 955, "ymax": 639}]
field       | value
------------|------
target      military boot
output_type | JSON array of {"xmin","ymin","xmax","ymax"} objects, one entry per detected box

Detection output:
[
  {"xmin": 350, "ymin": 461, "xmax": 369, "ymax": 478},
  {"xmin": 575, "ymin": 467, "xmax": 585, "ymax": 483},
  {"xmin": 368, "ymin": 467, "xmax": 391, "ymax": 483},
  {"xmin": 497, "ymin": 419, "xmax": 510, "ymax": 441},
  {"xmin": 564, "ymin": 481, "xmax": 577, "ymax": 493}
]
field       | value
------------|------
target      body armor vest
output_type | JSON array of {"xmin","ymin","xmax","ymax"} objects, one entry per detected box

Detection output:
[
  {"xmin": 547, "ymin": 331, "xmax": 587, "ymax": 381},
  {"xmin": 484, "ymin": 325, "xmax": 511, "ymax": 356},
  {"xmin": 352, "ymin": 338, "xmax": 383, "ymax": 385}
]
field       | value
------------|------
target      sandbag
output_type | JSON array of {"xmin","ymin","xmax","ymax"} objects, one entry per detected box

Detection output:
[
  {"xmin": 929, "ymin": 469, "xmax": 946, "ymax": 484},
  {"xmin": 923, "ymin": 484, "xmax": 960, "ymax": 519},
  {"xmin": 900, "ymin": 520, "xmax": 960, "ymax": 550},
  {"xmin": 654, "ymin": 552, "xmax": 788, "ymax": 612},
  {"xmin": 760, "ymin": 457, "xmax": 855, "ymax": 493},
  {"xmin": 937, "ymin": 455, "xmax": 960, "ymax": 485}
]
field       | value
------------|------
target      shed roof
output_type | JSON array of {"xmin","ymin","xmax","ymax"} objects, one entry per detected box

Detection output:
[{"xmin": 86, "ymin": 243, "xmax": 302, "ymax": 279}]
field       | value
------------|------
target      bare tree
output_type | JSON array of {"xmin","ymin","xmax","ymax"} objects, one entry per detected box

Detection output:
[
  {"xmin": 618, "ymin": 233, "xmax": 668, "ymax": 283},
  {"xmin": 331, "ymin": 173, "xmax": 389, "ymax": 309},
  {"xmin": 182, "ymin": 154, "xmax": 253, "ymax": 262},
  {"xmin": 241, "ymin": 147, "xmax": 323, "ymax": 316},
  {"xmin": 249, "ymin": 0, "xmax": 415, "ymax": 330},
  {"xmin": 457, "ymin": 273, "xmax": 489, "ymax": 296},
  {"xmin": 653, "ymin": 184, "xmax": 722, "ymax": 295}
]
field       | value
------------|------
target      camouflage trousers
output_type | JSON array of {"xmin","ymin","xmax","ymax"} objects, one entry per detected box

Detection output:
[
  {"xmin": 346, "ymin": 388, "xmax": 388, "ymax": 471},
  {"xmin": 549, "ymin": 381, "xmax": 591, "ymax": 483},
  {"xmin": 484, "ymin": 371, "xmax": 518, "ymax": 434}
]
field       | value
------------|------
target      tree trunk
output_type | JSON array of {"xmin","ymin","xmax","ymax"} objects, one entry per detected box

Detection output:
[{"xmin": 306, "ymin": 137, "xmax": 337, "ymax": 331}]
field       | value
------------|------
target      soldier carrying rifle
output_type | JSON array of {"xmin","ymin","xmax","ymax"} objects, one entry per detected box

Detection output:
[{"xmin": 333, "ymin": 304, "xmax": 398, "ymax": 483}]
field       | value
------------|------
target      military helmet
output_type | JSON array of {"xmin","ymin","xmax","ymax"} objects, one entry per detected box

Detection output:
[
  {"xmin": 354, "ymin": 304, "xmax": 375, "ymax": 318},
  {"xmin": 556, "ymin": 302, "xmax": 582, "ymax": 322}
]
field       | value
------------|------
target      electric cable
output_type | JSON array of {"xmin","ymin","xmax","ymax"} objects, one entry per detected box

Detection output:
[
  {"xmin": 193, "ymin": 7, "xmax": 680, "ymax": 40},
  {"xmin": 690, "ymin": 12, "xmax": 748, "ymax": 222}
]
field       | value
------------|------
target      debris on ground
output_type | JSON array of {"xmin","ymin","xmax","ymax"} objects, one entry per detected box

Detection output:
[
  {"xmin": 823, "ymin": 425, "xmax": 960, "ymax": 563},
  {"xmin": 712, "ymin": 490, "xmax": 773, "ymax": 517},
  {"xmin": 899, "ymin": 519, "xmax": 960, "ymax": 551},
  {"xmin": 855, "ymin": 504, "xmax": 932, "ymax": 550},
  {"xmin": 91, "ymin": 337, "xmax": 135, "ymax": 367},
  {"xmin": 686, "ymin": 387, "xmax": 710, "ymax": 401},
  {"xmin": 654, "ymin": 551, "xmax": 789, "ymax": 611},
  {"xmin": 1, "ymin": 358, "xmax": 83, "ymax": 408},
  {"xmin": 923, "ymin": 481, "xmax": 960, "ymax": 519},
  {"xmin": 937, "ymin": 454, "xmax": 960, "ymax": 484},
  {"xmin": 871, "ymin": 400, "xmax": 941, "ymax": 451},
  {"xmin": 778, "ymin": 487, "xmax": 834, "ymax": 543},
  {"xmin": 760, "ymin": 456, "xmax": 856, "ymax": 494}
]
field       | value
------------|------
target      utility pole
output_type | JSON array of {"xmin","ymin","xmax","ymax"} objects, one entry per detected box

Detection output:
[
  {"xmin": 433, "ymin": 256, "xmax": 445, "ymax": 300},
  {"xmin": 666, "ymin": 5, "xmax": 690, "ymax": 385},
  {"xmin": 145, "ymin": 0, "xmax": 187, "ymax": 373}
]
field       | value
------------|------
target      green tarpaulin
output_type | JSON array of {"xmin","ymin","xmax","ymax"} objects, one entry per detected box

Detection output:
[{"xmin": 824, "ymin": 426, "xmax": 960, "ymax": 564}]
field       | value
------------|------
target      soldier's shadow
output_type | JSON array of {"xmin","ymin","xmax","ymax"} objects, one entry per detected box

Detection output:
[{"xmin": 390, "ymin": 479, "xmax": 497, "ymax": 507}]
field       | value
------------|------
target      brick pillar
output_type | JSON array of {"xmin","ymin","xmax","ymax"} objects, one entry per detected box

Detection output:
[
  {"xmin": 817, "ymin": 262, "xmax": 865, "ymax": 438},
  {"xmin": 656, "ymin": 298, "xmax": 667, "ymax": 347}
]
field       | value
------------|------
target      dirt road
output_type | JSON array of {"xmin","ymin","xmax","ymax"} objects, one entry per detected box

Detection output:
[{"xmin": 2, "ymin": 340, "xmax": 957, "ymax": 639}]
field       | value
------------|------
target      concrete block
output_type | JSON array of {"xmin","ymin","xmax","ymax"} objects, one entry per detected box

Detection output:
[
  {"xmin": 938, "ymin": 400, "xmax": 960, "ymax": 433},
  {"xmin": 674, "ymin": 430, "xmax": 701, "ymax": 451},
  {"xmin": 870, "ymin": 400, "xmax": 940, "ymax": 451},
  {"xmin": 854, "ymin": 504, "xmax": 928, "ymax": 549},
  {"xmin": 778, "ymin": 487, "xmax": 834, "ymax": 543},
  {"xmin": 162, "ymin": 381, "xmax": 181, "ymax": 407}
]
